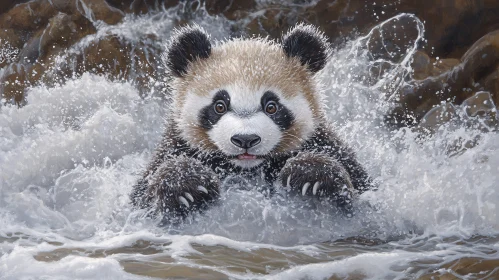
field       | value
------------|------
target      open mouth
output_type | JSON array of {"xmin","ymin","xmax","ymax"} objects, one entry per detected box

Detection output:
[{"xmin": 237, "ymin": 153, "xmax": 258, "ymax": 160}]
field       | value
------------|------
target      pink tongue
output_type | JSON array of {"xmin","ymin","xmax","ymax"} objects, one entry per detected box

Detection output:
[{"xmin": 238, "ymin": 153, "xmax": 257, "ymax": 160}]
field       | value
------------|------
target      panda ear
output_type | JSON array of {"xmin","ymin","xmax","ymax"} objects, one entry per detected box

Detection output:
[
  {"xmin": 166, "ymin": 25, "xmax": 212, "ymax": 77},
  {"xmin": 281, "ymin": 24, "xmax": 329, "ymax": 73}
]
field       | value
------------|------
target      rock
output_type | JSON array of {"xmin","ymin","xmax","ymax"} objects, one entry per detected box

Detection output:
[
  {"xmin": 81, "ymin": 36, "xmax": 130, "ymax": 76},
  {"xmin": 205, "ymin": 0, "xmax": 256, "ymax": 20},
  {"xmin": 16, "ymin": 12, "xmax": 95, "ymax": 65},
  {"xmin": 414, "ymin": 92, "xmax": 497, "ymax": 156},
  {"xmin": 366, "ymin": 14, "xmax": 422, "ymax": 62},
  {"xmin": 0, "ymin": 0, "xmax": 57, "ymax": 31},
  {"xmin": 0, "ymin": 0, "xmax": 28, "ymax": 15},
  {"xmin": 293, "ymin": 0, "xmax": 499, "ymax": 58},
  {"xmin": 104, "ymin": 0, "xmax": 179, "ymax": 14},
  {"xmin": 387, "ymin": 30, "xmax": 499, "ymax": 127},
  {"xmin": 482, "ymin": 66, "xmax": 499, "ymax": 105},
  {"xmin": 246, "ymin": 8, "xmax": 290, "ymax": 39},
  {"xmin": 461, "ymin": 91, "xmax": 497, "ymax": 118},
  {"xmin": 418, "ymin": 103, "xmax": 458, "ymax": 133},
  {"xmin": 461, "ymin": 91, "xmax": 498, "ymax": 131},
  {"xmin": 0, "ymin": 29, "xmax": 22, "ymax": 68},
  {"xmin": 76, "ymin": 0, "xmax": 124, "ymax": 25},
  {"xmin": 0, "ymin": 63, "xmax": 28, "ymax": 104},
  {"xmin": 412, "ymin": 51, "xmax": 432, "ymax": 80},
  {"xmin": 430, "ymin": 58, "xmax": 460, "ymax": 76}
]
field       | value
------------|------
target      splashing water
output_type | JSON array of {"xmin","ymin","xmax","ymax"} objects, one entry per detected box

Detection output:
[{"xmin": 1, "ymin": 9, "xmax": 499, "ymax": 280}]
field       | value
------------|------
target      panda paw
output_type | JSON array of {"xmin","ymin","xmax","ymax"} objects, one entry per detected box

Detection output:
[
  {"xmin": 280, "ymin": 152, "xmax": 355, "ymax": 214},
  {"xmin": 145, "ymin": 157, "xmax": 220, "ymax": 220}
]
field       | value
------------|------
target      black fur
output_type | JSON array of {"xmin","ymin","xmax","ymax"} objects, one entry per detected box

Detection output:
[
  {"xmin": 199, "ymin": 90, "xmax": 231, "ymax": 129},
  {"xmin": 282, "ymin": 25, "xmax": 329, "ymax": 73},
  {"xmin": 261, "ymin": 91, "xmax": 295, "ymax": 130},
  {"xmin": 130, "ymin": 122, "xmax": 373, "ymax": 222},
  {"xmin": 167, "ymin": 26, "xmax": 211, "ymax": 77}
]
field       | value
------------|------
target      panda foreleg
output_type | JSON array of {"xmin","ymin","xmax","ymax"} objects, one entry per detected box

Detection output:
[
  {"xmin": 131, "ymin": 155, "xmax": 220, "ymax": 221},
  {"xmin": 279, "ymin": 152, "xmax": 355, "ymax": 215}
]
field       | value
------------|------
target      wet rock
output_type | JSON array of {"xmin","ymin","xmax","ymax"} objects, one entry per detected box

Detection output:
[
  {"xmin": 0, "ymin": 0, "xmax": 27, "ymax": 15},
  {"xmin": 0, "ymin": 29, "xmax": 22, "ymax": 68},
  {"xmin": 49, "ymin": 0, "xmax": 125, "ymax": 25},
  {"xmin": 461, "ymin": 91, "xmax": 498, "ymax": 131},
  {"xmin": 304, "ymin": 0, "xmax": 359, "ymax": 45},
  {"xmin": 77, "ymin": 0, "xmax": 124, "ymax": 25},
  {"xmin": 430, "ymin": 58, "xmax": 460, "ymax": 76},
  {"xmin": 104, "ymin": 0, "xmax": 179, "ymax": 14},
  {"xmin": 412, "ymin": 51, "xmax": 432, "ymax": 80},
  {"xmin": 366, "ymin": 15, "xmax": 422, "ymax": 62},
  {"xmin": 418, "ymin": 103, "xmax": 458, "ymax": 133},
  {"xmin": 0, "ymin": 0, "xmax": 57, "ymax": 31},
  {"xmin": 387, "ymin": 30, "xmax": 499, "ymax": 127},
  {"xmin": 482, "ymin": 66, "xmax": 499, "ymax": 105},
  {"xmin": 1, "ymin": 63, "xmax": 28, "ymax": 104},
  {"xmin": 241, "ymin": 0, "xmax": 499, "ymax": 59},
  {"xmin": 12, "ymin": 12, "xmax": 95, "ymax": 69},
  {"xmin": 417, "ymin": 91, "xmax": 498, "ymax": 133},
  {"xmin": 126, "ymin": 41, "xmax": 164, "ymax": 94},
  {"xmin": 246, "ymin": 8, "xmax": 290, "ymax": 39},
  {"xmin": 414, "ymin": 92, "xmax": 497, "ymax": 156},
  {"xmin": 462, "ymin": 91, "xmax": 497, "ymax": 118},
  {"xmin": 81, "ymin": 36, "xmax": 130, "ymax": 77},
  {"xmin": 205, "ymin": 0, "xmax": 256, "ymax": 20}
]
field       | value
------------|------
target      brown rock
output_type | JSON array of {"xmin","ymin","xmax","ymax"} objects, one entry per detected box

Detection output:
[
  {"xmin": 302, "ymin": 0, "xmax": 499, "ymax": 58},
  {"xmin": 1, "ymin": 63, "xmax": 28, "ymax": 104},
  {"xmin": 366, "ymin": 14, "xmax": 422, "ymax": 62},
  {"xmin": 386, "ymin": 30, "xmax": 499, "ymax": 127},
  {"xmin": 0, "ymin": 0, "xmax": 28, "ymax": 15},
  {"xmin": 304, "ymin": 0, "xmax": 355, "ymax": 44},
  {"xmin": 418, "ymin": 103, "xmax": 458, "ymax": 133},
  {"xmin": 246, "ymin": 8, "xmax": 289, "ymax": 39},
  {"xmin": 127, "ymin": 41, "xmax": 163, "ymax": 94},
  {"xmin": 0, "ymin": 0, "xmax": 57, "ymax": 31},
  {"xmin": 105, "ymin": 0, "xmax": 179, "ymax": 14},
  {"xmin": 482, "ymin": 66, "xmax": 499, "ymax": 105},
  {"xmin": 82, "ymin": 36, "xmax": 130, "ymax": 76},
  {"xmin": 430, "ymin": 58, "xmax": 460, "ymax": 76},
  {"xmin": 205, "ymin": 0, "xmax": 256, "ymax": 20},
  {"xmin": 461, "ymin": 91, "xmax": 498, "ymax": 131},
  {"xmin": 0, "ymin": 29, "xmax": 22, "ymax": 68},
  {"xmin": 412, "ymin": 51, "xmax": 432, "ymax": 80},
  {"xmin": 15, "ymin": 12, "xmax": 93, "ymax": 65},
  {"xmin": 461, "ymin": 91, "xmax": 497, "ymax": 118},
  {"xmin": 77, "ymin": 0, "xmax": 124, "ymax": 25},
  {"xmin": 50, "ymin": 0, "xmax": 125, "ymax": 25}
]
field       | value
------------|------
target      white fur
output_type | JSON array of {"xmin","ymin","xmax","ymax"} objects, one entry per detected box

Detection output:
[{"xmin": 177, "ymin": 82, "xmax": 315, "ymax": 169}]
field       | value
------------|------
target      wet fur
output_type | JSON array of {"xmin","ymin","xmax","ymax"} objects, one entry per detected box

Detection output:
[
  {"xmin": 130, "ymin": 122, "xmax": 372, "ymax": 221},
  {"xmin": 130, "ymin": 24, "xmax": 373, "ymax": 222}
]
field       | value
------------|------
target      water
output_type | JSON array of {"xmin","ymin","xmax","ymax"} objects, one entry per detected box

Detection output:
[{"xmin": 1, "ymin": 6, "xmax": 499, "ymax": 280}]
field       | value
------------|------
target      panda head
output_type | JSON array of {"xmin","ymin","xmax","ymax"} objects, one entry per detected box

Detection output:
[{"xmin": 166, "ymin": 24, "xmax": 330, "ymax": 169}]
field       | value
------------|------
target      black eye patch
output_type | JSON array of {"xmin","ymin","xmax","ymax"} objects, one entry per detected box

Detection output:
[
  {"xmin": 261, "ymin": 91, "xmax": 295, "ymax": 130},
  {"xmin": 199, "ymin": 90, "xmax": 231, "ymax": 129}
]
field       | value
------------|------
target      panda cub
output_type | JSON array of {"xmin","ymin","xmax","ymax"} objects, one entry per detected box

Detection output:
[{"xmin": 131, "ymin": 24, "xmax": 373, "ymax": 221}]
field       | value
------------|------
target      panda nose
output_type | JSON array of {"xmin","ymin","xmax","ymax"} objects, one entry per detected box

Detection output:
[{"xmin": 231, "ymin": 134, "xmax": 261, "ymax": 149}]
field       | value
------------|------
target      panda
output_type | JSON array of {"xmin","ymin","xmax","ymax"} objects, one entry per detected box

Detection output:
[{"xmin": 130, "ymin": 23, "xmax": 373, "ymax": 222}]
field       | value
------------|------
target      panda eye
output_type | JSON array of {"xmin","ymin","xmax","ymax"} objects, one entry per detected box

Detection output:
[
  {"xmin": 265, "ymin": 101, "xmax": 278, "ymax": 115},
  {"xmin": 214, "ymin": 100, "xmax": 227, "ymax": 114}
]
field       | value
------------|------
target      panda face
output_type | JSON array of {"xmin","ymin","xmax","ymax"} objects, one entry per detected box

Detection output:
[
  {"xmin": 167, "ymin": 24, "xmax": 329, "ymax": 169},
  {"xmin": 198, "ymin": 86, "xmax": 312, "ymax": 169}
]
